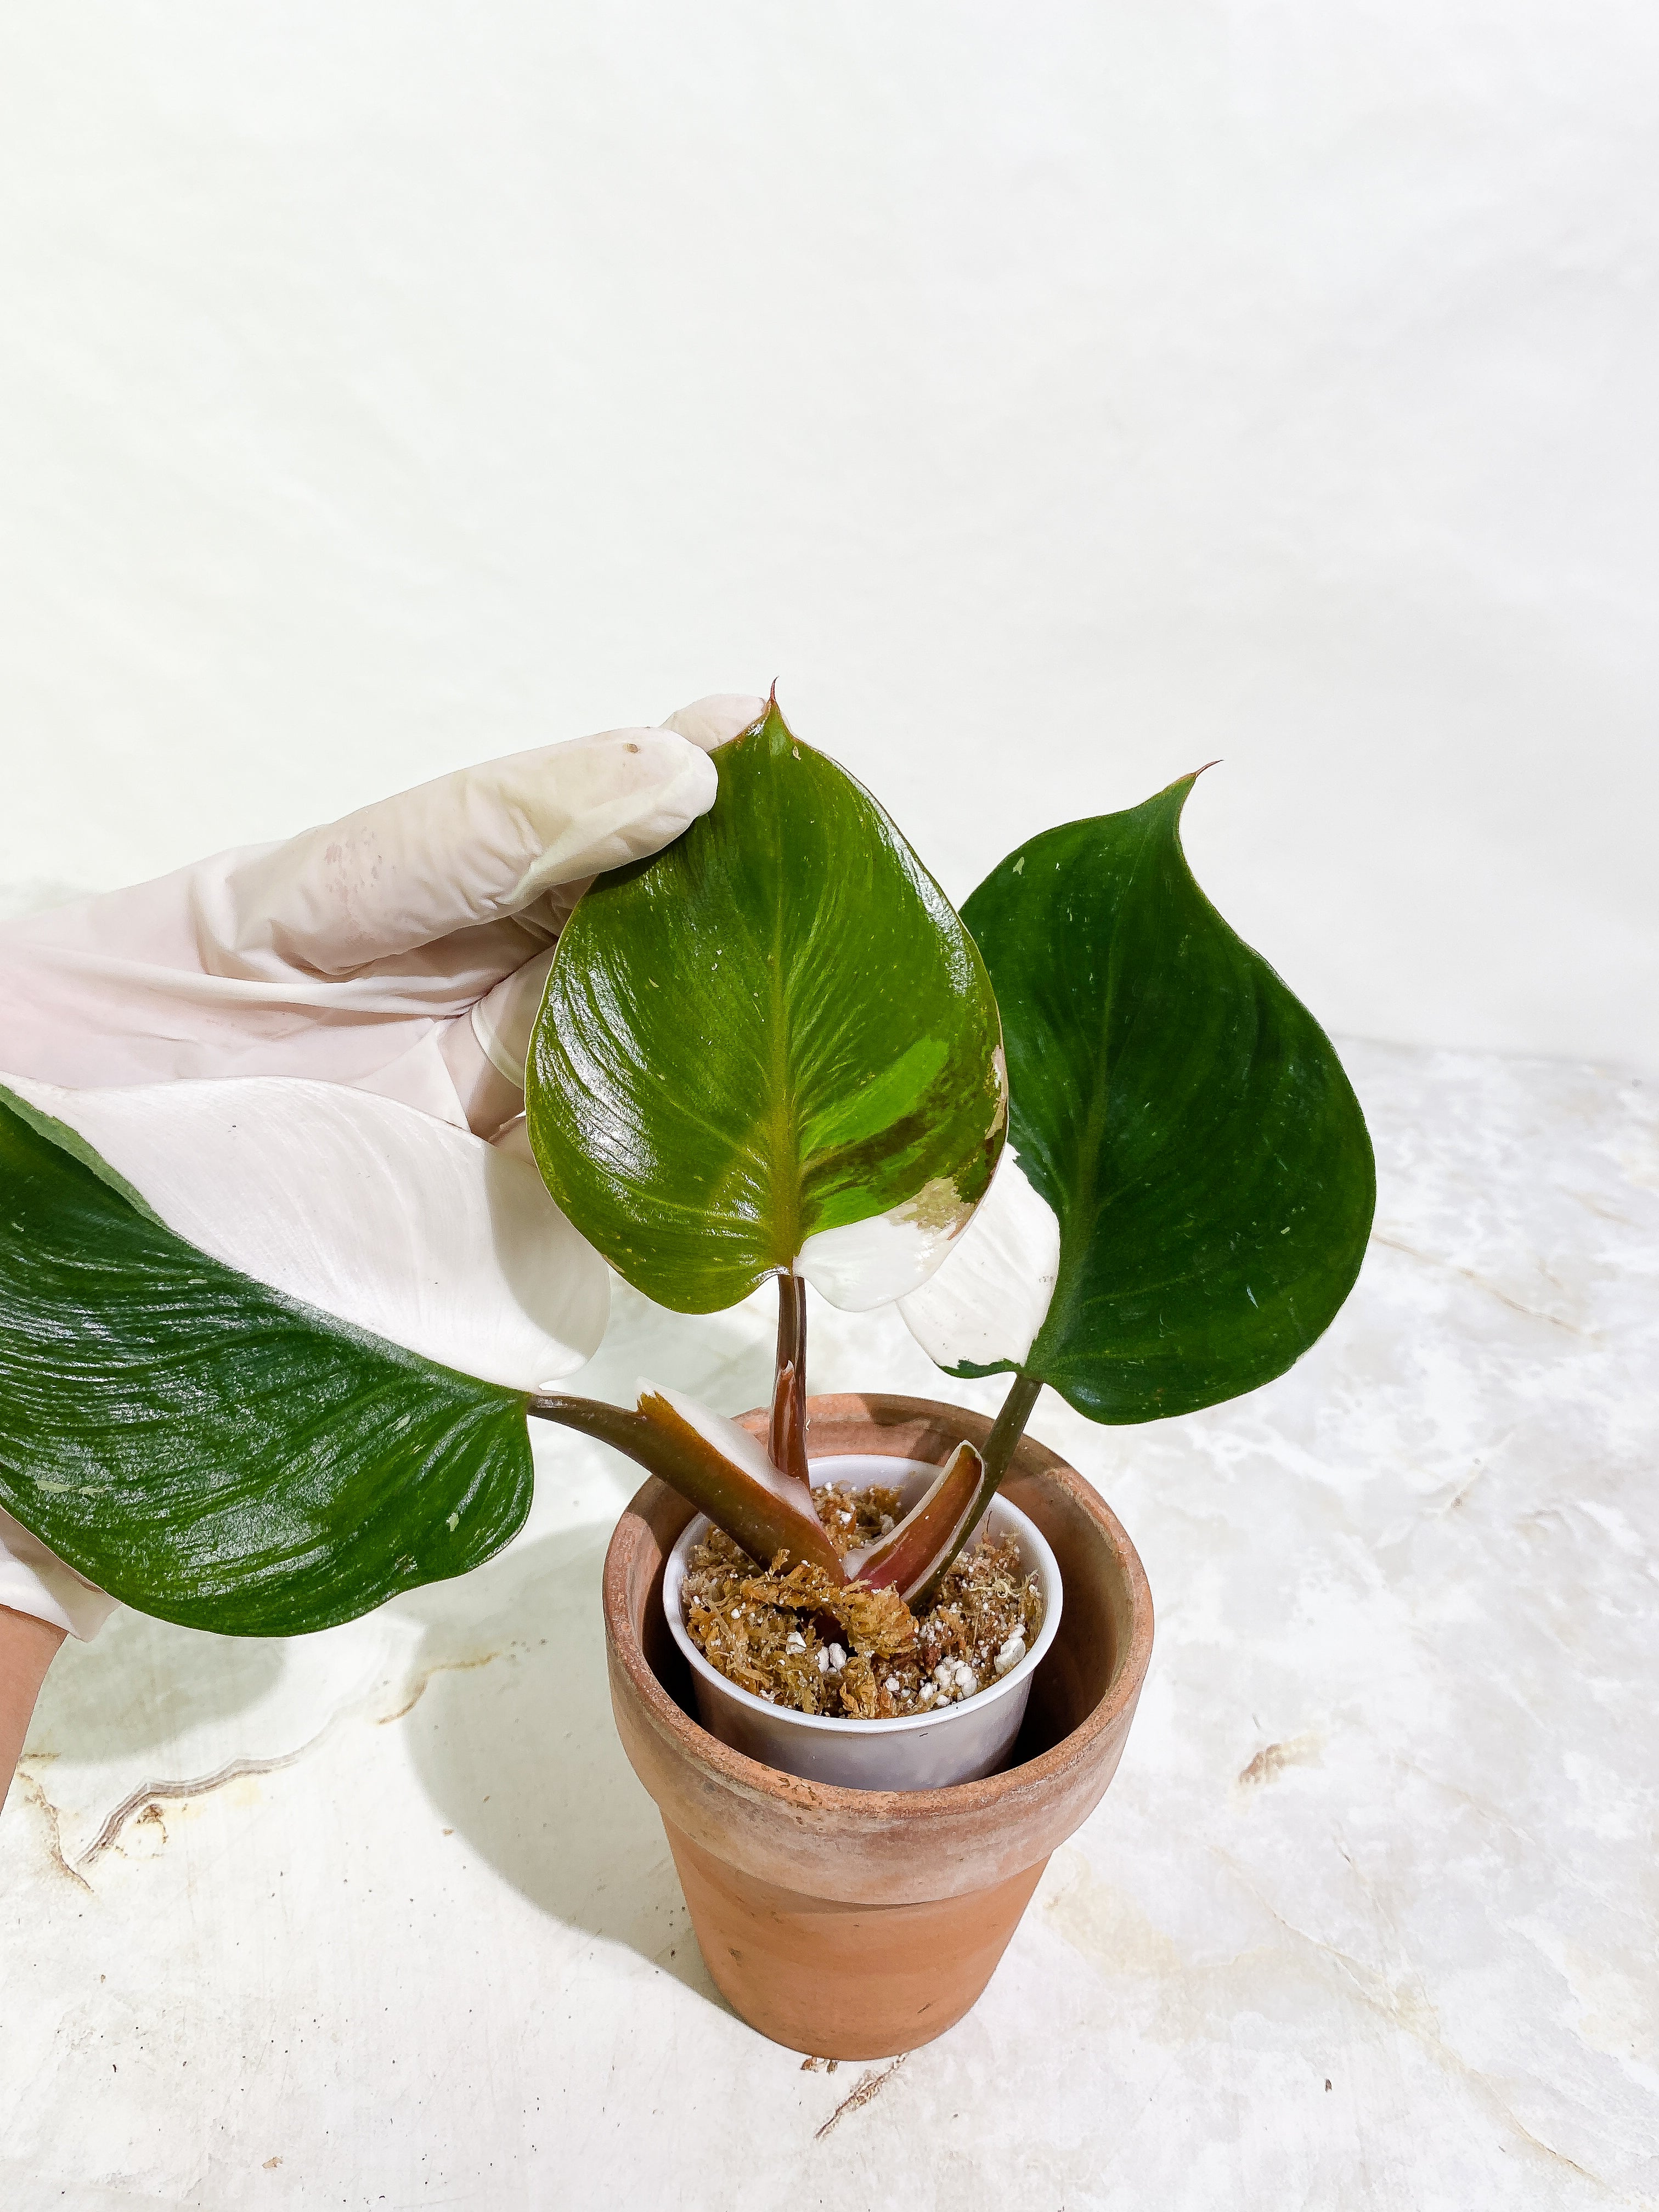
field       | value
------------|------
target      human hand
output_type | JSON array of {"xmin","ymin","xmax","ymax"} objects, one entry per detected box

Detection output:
[
  {"xmin": 2, "ymin": 692, "xmax": 763, "ymax": 1130},
  {"xmin": 0, "ymin": 692, "xmax": 768, "ymax": 1662}
]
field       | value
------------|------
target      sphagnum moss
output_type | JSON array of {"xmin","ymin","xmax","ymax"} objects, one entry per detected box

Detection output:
[{"xmin": 681, "ymin": 1483, "xmax": 1042, "ymax": 1720}]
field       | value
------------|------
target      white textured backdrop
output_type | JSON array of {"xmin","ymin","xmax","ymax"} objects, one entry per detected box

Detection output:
[{"xmin": 2, "ymin": 4, "xmax": 1656, "ymax": 1066}]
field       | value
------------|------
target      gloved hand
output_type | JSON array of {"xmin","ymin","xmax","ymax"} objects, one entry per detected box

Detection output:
[{"xmin": 0, "ymin": 692, "xmax": 766, "ymax": 1656}]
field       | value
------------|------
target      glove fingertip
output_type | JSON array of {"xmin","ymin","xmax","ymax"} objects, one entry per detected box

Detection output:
[{"xmin": 659, "ymin": 693, "xmax": 770, "ymax": 754}]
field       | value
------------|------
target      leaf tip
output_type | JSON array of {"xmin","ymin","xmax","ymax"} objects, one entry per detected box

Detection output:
[{"xmin": 1170, "ymin": 760, "xmax": 1221, "ymax": 804}]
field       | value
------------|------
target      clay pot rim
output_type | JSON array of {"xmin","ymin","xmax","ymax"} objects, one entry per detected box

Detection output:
[{"xmin": 603, "ymin": 1389, "xmax": 1154, "ymax": 1826}]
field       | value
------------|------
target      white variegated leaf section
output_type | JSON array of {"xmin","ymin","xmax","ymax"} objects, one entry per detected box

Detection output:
[
  {"xmin": 5, "ymin": 1074, "xmax": 609, "ymax": 1393},
  {"xmin": 636, "ymin": 1380, "xmax": 813, "ymax": 1513},
  {"xmin": 797, "ymin": 1174, "xmax": 979, "ymax": 1311},
  {"xmin": 898, "ymin": 1148, "xmax": 1060, "ymax": 1369}
]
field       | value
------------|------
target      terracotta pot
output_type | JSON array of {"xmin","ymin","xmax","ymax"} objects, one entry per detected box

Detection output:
[{"xmin": 602, "ymin": 1391, "xmax": 1154, "ymax": 2059}]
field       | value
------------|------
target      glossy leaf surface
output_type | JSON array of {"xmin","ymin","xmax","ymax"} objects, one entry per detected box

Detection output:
[
  {"xmin": 3, "ymin": 1073, "xmax": 608, "ymax": 1393},
  {"xmin": 527, "ymin": 698, "xmax": 1006, "ymax": 1313},
  {"xmin": 906, "ymin": 776, "xmax": 1375, "ymax": 1422},
  {"xmin": 0, "ymin": 1085, "xmax": 535, "ymax": 1634}
]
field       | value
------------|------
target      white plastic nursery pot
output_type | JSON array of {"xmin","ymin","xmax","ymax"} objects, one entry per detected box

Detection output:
[
  {"xmin": 603, "ymin": 1393, "xmax": 1154, "ymax": 2058},
  {"xmin": 663, "ymin": 1453, "xmax": 1064, "ymax": 1790}
]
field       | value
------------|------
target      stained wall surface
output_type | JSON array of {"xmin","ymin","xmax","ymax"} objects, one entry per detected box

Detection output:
[{"xmin": 2, "ymin": 4, "xmax": 1656, "ymax": 1065}]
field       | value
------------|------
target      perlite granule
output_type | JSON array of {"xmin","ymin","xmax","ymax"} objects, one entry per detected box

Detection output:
[{"xmin": 681, "ymin": 1482, "xmax": 1043, "ymax": 1720}]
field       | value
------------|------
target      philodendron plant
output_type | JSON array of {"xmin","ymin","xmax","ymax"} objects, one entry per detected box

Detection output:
[
  {"xmin": 0, "ymin": 695, "xmax": 1373, "ymax": 1651},
  {"xmin": 523, "ymin": 694, "xmax": 1375, "ymax": 1608}
]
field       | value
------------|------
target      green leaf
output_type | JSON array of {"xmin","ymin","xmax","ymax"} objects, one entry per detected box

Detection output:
[
  {"xmin": 2, "ymin": 1070, "xmax": 611, "ymax": 1393},
  {"xmin": 527, "ymin": 697, "xmax": 1006, "ymax": 1313},
  {"xmin": 907, "ymin": 775, "xmax": 1375, "ymax": 1423},
  {"xmin": 0, "ymin": 1085, "xmax": 535, "ymax": 1635}
]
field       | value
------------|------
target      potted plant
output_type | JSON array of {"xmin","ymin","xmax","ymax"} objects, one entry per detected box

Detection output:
[{"xmin": 0, "ymin": 694, "xmax": 1372, "ymax": 2057}]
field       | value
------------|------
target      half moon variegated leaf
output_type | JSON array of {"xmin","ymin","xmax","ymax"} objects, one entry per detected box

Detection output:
[
  {"xmin": 0, "ymin": 1082, "xmax": 541, "ymax": 1634},
  {"xmin": 2, "ymin": 1074, "xmax": 610, "ymax": 1392},
  {"xmin": 899, "ymin": 1147, "xmax": 1060, "ymax": 1372},
  {"xmin": 527, "ymin": 696, "xmax": 1006, "ymax": 1313},
  {"xmin": 901, "ymin": 776, "xmax": 1375, "ymax": 1423}
]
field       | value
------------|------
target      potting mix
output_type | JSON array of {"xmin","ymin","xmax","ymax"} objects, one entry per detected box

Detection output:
[{"xmin": 681, "ymin": 1482, "xmax": 1045, "ymax": 1721}]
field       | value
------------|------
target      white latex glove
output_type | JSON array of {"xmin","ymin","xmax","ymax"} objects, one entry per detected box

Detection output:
[{"xmin": 0, "ymin": 692, "xmax": 767, "ymax": 1643}]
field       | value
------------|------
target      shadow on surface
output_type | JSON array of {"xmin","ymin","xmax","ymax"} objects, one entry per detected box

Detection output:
[
  {"xmin": 404, "ymin": 1523, "xmax": 727, "ymax": 2012},
  {"xmin": 27, "ymin": 1606, "xmax": 286, "ymax": 1759}
]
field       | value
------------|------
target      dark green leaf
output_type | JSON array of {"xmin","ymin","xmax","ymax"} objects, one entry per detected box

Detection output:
[
  {"xmin": 0, "ymin": 1086, "xmax": 534, "ymax": 1634},
  {"xmin": 947, "ymin": 775, "xmax": 1375, "ymax": 1421},
  {"xmin": 527, "ymin": 698, "xmax": 1006, "ymax": 1313}
]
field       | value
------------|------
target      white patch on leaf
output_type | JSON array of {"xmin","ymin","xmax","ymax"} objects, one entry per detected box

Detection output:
[
  {"xmin": 898, "ymin": 1147, "xmax": 1060, "ymax": 1368},
  {"xmin": 5, "ymin": 1074, "xmax": 609, "ymax": 1392},
  {"xmin": 796, "ymin": 1173, "xmax": 979, "ymax": 1311},
  {"xmin": 637, "ymin": 1380, "xmax": 828, "ymax": 1520}
]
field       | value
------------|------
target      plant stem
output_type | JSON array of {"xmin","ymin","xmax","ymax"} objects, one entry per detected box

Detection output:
[
  {"xmin": 527, "ymin": 1387, "xmax": 845, "ymax": 1579},
  {"xmin": 911, "ymin": 1369, "xmax": 1042, "ymax": 1608},
  {"xmin": 980, "ymin": 1369, "xmax": 1043, "ymax": 1491},
  {"xmin": 770, "ymin": 1269, "xmax": 811, "ymax": 1489},
  {"xmin": 526, "ymin": 1390, "xmax": 663, "ymax": 1465}
]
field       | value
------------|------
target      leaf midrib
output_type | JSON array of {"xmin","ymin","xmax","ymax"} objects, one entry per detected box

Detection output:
[{"xmin": 763, "ymin": 738, "xmax": 803, "ymax": 1267}]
